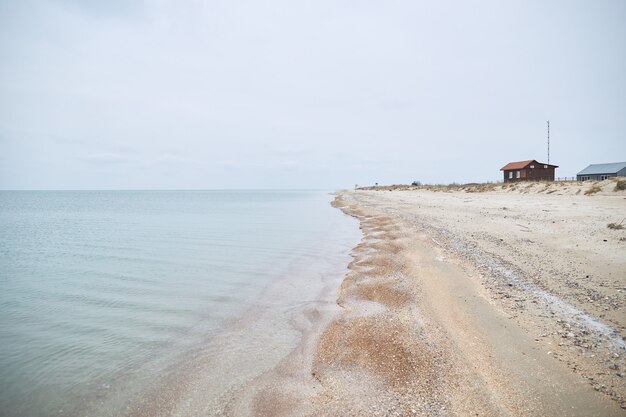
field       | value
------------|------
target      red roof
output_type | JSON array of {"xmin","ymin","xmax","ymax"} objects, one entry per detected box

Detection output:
[{"xmin": 500, "ymin": 160, "xmax": 558, "ymax": 170}]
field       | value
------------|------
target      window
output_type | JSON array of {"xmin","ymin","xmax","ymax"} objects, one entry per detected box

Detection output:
[
  {"xmin": 580, "ymin": 176, "xmax": 590, "ymax": 181},
  {"xmin": 544, "ymin": 165, "xmax": 548, "ymax": 168},
  {"xmin": 530, "ymin": 165, "xmax": 535, "ymax": 168},
  {"xmin": 516, "ymin": 171, "xmax": 521, "ymax": 179},
  {"xmin": 509, "ymin": 171, "xmax": 513, "ymax": 179},
  {"xmin": 600, "ymin": 175, "xmax": 611, "ymax": 180}
]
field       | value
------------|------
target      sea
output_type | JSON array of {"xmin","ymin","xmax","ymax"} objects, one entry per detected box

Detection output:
[{"xmin": 0, "ymin": 190, "xmax": 359, "ymax": 417}]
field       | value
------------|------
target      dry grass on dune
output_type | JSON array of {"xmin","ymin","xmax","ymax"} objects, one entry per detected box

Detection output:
[
  {"xmin": 356, "ymin": 177, "xmax": 626, "ymax": 196},
  {"xmin": 585, "ymin": 184, "xmax": 602, "ymax": 195}
]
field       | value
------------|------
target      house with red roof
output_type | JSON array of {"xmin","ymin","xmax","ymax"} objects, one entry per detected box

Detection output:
[{"xmin": 500, "ymin": 160, "xmax": 558, "ymax": 183}]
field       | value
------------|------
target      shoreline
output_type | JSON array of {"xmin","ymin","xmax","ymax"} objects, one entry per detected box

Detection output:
[
  {"xmin": 82, "ymin": 186, "xmax": 625, "ymax": 416},
  {"xmin": 96, "ymin": 193, "xmax": 361, "ymax": 417},
  {"xmin": 303, "ymin": 187, "xmax": 624, "ymax": 416}
]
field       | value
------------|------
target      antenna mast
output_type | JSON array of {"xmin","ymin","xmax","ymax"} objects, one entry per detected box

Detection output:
[{"xmin": 547, "ymin": 120, "xmax": 550, "ymax": 164}]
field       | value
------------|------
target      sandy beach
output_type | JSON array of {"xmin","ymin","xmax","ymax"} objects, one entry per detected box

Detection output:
[
  {"xmin": 120, "ymin": 180, "xmax": 625, "ymax": 417},
  {"xmin": 239, "ymin": 179, "xmax": 626, "ymax": 416},
  {"xmin": 300, "ymin": 180, "xmax": 625, "ymax": 416}
]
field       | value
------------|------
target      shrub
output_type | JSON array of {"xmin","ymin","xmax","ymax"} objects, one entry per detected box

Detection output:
[{"xmin": 614, "ymin": 180, "xmax": 626, "ymax": 191}]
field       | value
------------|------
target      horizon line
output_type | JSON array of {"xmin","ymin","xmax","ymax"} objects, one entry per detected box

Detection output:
[{"xmin": 0, "ymin": 188, "xmax": 346, "ymax": 192}]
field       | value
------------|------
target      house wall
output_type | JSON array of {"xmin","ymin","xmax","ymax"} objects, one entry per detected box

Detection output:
[
  {"xmin": 525, "ymin": 165, "xmax": 555, "ymax": 181},
  {"xmin": 503, "ymin": 164, "xmax": 556, "ymax": 182},
  {"xmin": 577, "ymin": 166, "xmax": 626, "ymax": 181},
  {"xmin": 578, "ymin": 174, "xmax": 606, "ymax": 181}
]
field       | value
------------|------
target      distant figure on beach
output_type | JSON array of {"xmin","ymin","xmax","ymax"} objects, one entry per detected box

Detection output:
[{"xmin": 355, "ymin": 184, "xmax": 358, "ymax": 191}]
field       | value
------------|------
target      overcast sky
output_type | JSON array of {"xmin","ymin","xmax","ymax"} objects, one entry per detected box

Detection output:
[{"xmin": 1, "ymin": 0, "xmax": 624, "ymax": 189}]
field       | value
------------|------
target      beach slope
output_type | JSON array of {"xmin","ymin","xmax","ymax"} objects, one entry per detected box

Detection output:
[{"xmin": 298, "ymin": 184, "xmax": 625, "ymax": 416}]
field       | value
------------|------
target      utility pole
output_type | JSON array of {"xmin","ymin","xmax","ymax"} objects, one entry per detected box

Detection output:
[{"xmin": 547, "ymin": 120, "xmax": 550, "ymax": 164}]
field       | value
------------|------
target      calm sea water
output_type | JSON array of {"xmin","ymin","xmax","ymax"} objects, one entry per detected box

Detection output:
[{"xmin": 0, "ymin": 190, "xmax": 358, "ymax": 417}]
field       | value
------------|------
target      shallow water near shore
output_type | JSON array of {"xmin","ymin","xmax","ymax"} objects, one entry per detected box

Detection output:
[{"xmin": 0, "ymin": 190, "xmax": 359, "ymax": 417}]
